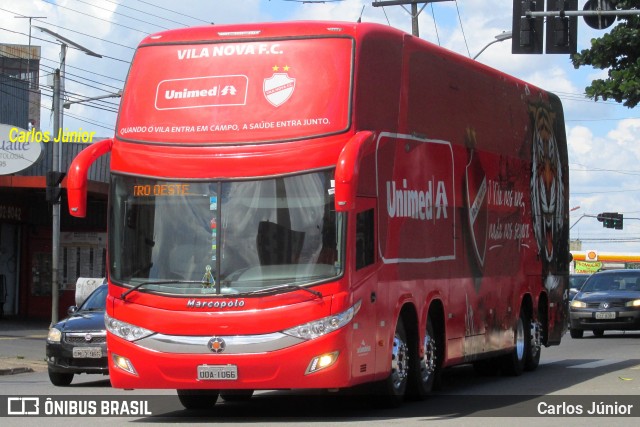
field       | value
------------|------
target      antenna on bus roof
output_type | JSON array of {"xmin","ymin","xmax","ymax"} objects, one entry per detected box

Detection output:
[{"xmin": 357, "ymin": 5, "xmax": 365, "ymax": 23}]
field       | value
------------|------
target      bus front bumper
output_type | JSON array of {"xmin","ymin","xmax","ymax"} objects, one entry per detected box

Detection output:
[{"xmin": 107, "ymin": 331, "xmax": 354, "ymax": 390}]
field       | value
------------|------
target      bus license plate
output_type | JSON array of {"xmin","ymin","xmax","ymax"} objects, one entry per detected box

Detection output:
[
  {"xmin": 72, "ymin": 347, "xmax": 102, "ymax": 358},
  {"xmin": 595, "ymin": 311, "xmax": 616, "ymax": 320},
  {"xmin": 197, "ymin": 365, "xmax": 238, "ymax": 381}
]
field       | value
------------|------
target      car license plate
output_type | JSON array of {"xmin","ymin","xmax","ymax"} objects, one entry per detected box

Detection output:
[
  {"xmin": 72, "ymin": 347, "xmax": 102, "ymax": 358},
  {"xmin": 197, "ymin": 365, "xmax": 238, "ymax": 381},
  {"xmin": 595, "ymin": 311, "xmax": 616, "ymax": 320}
]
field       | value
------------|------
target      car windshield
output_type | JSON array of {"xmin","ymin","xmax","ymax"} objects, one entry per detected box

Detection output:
[
  {"xmin": 569, "ymin": 275, "xmax": 589, "ymax": 290},
  {"xmin": 79, "ymin": 285, "xmax": 107, "ymax": 311},
  {"xmin": 580, "ymin": 274, "xmax": 640, "ymax": 293},
  {"xmin": 109, "ymin": 170, "xmax": 344, "ymax": 296}
]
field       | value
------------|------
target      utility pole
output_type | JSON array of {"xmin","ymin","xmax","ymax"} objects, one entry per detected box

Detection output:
[
  {"xmin": 372, "ymin": 1, "xmax": 453, "ymax": 37},
  {"xmin": 52, "ymin": 68, "xmax": 61, "ymax": 324},
  {"xmin": 33, "ymin": 26, "xmax": 102, "ymax": 326}
]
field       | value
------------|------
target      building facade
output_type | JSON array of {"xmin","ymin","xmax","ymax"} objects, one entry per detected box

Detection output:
[{"xmin": 1, "ymin": 43, "xmax": 109, "ymax": 320}]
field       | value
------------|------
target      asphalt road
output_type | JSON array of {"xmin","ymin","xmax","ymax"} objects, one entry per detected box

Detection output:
[{"xmin": 1, "ymin": 322, "xmax": 639, "ymax": 425}]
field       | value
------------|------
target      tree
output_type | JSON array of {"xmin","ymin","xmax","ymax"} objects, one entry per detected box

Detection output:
[{"xmin": 571, "ymin": 1, "xmax": 640, "ymax": 108}]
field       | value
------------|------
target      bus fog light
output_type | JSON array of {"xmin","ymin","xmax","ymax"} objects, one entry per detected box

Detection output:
[
  {"xmin": 112, "ymin": 353, "xmax": 137, "ymax": 375},
  {"xmin": 305, "ymin": 351, "xmax": 339, "ymax": 374}
]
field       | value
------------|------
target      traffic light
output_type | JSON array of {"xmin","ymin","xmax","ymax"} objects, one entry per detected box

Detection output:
[
  {"xmin": 46, "ymin": 171, "xmax": 66, "ymax": 204},
  {"xmin": 512, "ymin": 0, "xmax": 544, "ymax": 54},
  {"xmin": 512, "ymin": 0, "xmax": 578, "ymax": 54},
  {"xmin": 597, "ymin": 212, "xmax": 623, "ymax": 229},
  {"xmin": 613, "ymin": 213, "xmax": 623, "ymax": 230},
  {"xmin": 545, "ymin": 0, "xmax": 578, "ymax": 54}
]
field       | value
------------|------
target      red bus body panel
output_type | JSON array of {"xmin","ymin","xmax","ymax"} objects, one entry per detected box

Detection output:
[{"xmin": 68, "ymin": 21, "xmax": 569, "ymax": 391}]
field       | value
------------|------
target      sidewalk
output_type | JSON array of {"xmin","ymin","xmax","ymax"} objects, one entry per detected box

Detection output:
[{"xmin": 0, "ymin": 318, "xmax": 50, "ymax": 375}]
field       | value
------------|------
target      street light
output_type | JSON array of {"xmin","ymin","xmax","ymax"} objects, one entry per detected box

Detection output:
[
  {"xmin": 64, "ymin": 91, "xmax": 122, "ymax": 109},
  {"xmin": 473, "ymin": 31, "xmax": 512, "ymax": 60},
  {"xmin": 33, "ymin": 26, "xmax": 102, "ymax": 326}
]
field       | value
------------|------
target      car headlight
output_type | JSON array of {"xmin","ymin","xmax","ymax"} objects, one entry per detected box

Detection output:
[
  {"xmin": 282, "ymin": 300, "xmax": 361, "ymax": 340},
  {"xmin": 105, "ymin": 313, "xmax": 154, "ymax": 342},
  {"xmin": 625, "ymin": 299, "xmax": 640, "ymax": 307},
  {"xmin": 47, "ymin": 328, "xmax": 62, "ymax": 343},
  {"xmin": 570, "ymin": 300, "xmax": 587, "ymax": 308}
]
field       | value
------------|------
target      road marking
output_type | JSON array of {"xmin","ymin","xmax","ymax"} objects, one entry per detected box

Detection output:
[{"xmin": 568, "ymin": 359, "xmax": 626, "ymax": 369}]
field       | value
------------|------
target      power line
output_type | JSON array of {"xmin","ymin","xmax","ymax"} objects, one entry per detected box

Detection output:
[
  {"xmin": 136, "ymin": 0, "xmax": 211, "ymax": 25},
  {"xmin": 40, "ymin": 0, "xmax": 150, "ymax": 36},
  {"xmin": 72, "ymin": 0, "xmax": 172, "ymax": 32},
  {"xmin": 102, "ymin": 0, "xmax": 192, "ymax": 28}
]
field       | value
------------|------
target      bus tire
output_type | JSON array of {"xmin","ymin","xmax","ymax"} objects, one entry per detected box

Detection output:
[
  {"xmin": 177, "ymin": 389, "xmax": 219, "ymax": 410},
  {"xmin": 407, "ymin": 314, "xmax": 439, "ymax": 400},
  {"xmin": 502, "ymin": 307, "xmax": 528, "ymax": 376},
  {"xmin": 524, "ymin": 314, "xmax": 541, "ymax": 371},
  {"xmin": 376, "ymin": 318, "xmax": 409, "ymax": 407}
]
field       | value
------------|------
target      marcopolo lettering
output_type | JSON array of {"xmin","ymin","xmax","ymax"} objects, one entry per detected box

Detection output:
[{"xmin": 186, "ymin": 299, "xmax": 246, "ymax": 309}]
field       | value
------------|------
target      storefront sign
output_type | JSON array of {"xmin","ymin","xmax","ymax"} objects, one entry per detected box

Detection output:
[
  {"xmin": 574, "ymin": 260, "xmax": 602, "ymax": 274},
  {"xmin": 0, "ymin": 124, "xmax": 43, "ymax": 175},
  {"xmin": 0, "ymin": 204, "xmax": 23, "ymax": 222}
]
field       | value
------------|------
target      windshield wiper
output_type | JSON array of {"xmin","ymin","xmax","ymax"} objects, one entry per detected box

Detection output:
[
  {"xmin": 121, "ymin": 280, "xmax": 205, "ymax": 300},
  {"xmin": 243, "ymin": 283, "xmax": 322, "ymax": 299}
]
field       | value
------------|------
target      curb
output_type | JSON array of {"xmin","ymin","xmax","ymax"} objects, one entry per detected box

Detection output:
[{"xmin": 0, "ymin": 367, "xmax": 34, "ymax": 376}]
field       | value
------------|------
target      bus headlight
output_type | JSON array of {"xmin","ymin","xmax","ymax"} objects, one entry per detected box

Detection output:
[
  {"xmin": 282, "ymin": 300, "xmax": 361, "ymax": 340},
  {"xmin": 105, "ymin": 313, "xmax": 154, "ymax": 341}
]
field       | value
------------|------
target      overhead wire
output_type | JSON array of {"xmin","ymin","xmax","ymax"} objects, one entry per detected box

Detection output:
[
  {"xmin": 72, "ymin": 0, "xmax": 173, "ymax": 31},
  {"xmin": 136, "ymin": 0, "xmax": 212, "ymax": 25},
  {"xmin": 102, "ymin": 0, "xmax": 192, "ymax": 28},
  {"xmin": 454, "ymin": 0, "xmax": 470, "ymax": 58},
  {"xmin": 40, "ymin": 0, "xmax": 150, "ymax": 36}
]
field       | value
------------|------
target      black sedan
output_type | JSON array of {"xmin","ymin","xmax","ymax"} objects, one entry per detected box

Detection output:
[
  {"xmin": 569, "ymin": 269, "xmax": 640, "ymax": 338},
  {"xmin": 46, "ymin": 284, "xmax": 108, "ymax": 386}
]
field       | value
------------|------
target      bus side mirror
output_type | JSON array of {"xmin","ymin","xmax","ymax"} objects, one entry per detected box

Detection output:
[
  {"xmin": 334, "ymin": 131, "xmax": 374, "ymax": 212},
  {"xmin": 67, "ymin": 138, "xmax": 113, "ymax": 217}
]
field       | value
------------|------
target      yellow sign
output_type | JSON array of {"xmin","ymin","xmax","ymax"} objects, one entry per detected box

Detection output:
[{"xmin": 575, "ymin": 260, "xmax": 602, "ymax": 274}]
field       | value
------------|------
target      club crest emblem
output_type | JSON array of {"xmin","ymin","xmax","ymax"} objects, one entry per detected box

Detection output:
[
  {"xmin": 263, "ymin": 73, "xmax": 296, "ymax": 107},
  {"xmin": 465, "ymin": 150, "xmax": 488, "ymax": 269}
]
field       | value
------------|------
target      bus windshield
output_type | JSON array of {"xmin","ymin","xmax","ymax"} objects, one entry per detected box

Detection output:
[{"xmin": 109, "ymin": 170, "xmax": 344, "ymax": 296}]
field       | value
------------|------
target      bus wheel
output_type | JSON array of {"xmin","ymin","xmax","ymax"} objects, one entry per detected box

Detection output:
[
  {"xmin": 219, "ymin": 390, "xmax": 254, "ymax": 401},
  {"xmin": 177, "ymin": 389, "xmax": 219, "ymax": 410},
  {"xmin": 502, "ymin": 308, "xmax": 527, "ymax": 376},
  {"xmin": 376, "ymin": 318, "xmax": 409, "ymax": 407},
  {"xmin": 525, "ymin": 316, "xmax": 541, "ymax": 371},
  {"xmin": 408, "ymin": 315, "xmax": 438, "ymax": 399}
]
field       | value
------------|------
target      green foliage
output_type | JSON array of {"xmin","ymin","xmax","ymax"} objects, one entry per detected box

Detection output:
[{"xmin": 571, "ymin": 1, "xmax": 640, "ymax": 108}]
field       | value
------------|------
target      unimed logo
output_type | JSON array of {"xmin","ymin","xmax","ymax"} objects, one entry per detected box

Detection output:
[
  {"xmin": 7, "ymin": 397, "xmax": 39, "ymax": 415},
  {"xmin": 155, "ymin": 75, "xmax": 248, "ymax": 110}
]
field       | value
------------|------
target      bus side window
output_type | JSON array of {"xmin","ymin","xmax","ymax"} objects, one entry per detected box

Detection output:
[{"xmin": 356, "ymin": 208, "xmax": 375, "ymax": 270}]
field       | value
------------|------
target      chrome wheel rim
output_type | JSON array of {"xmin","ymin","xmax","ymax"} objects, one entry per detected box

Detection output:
[{"xmin": 391, "ymin": 333, "xmax": 409, "ymax": 391}]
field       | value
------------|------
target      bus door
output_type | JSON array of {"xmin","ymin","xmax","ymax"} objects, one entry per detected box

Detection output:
[{"xmin": 349, "ymin": 197, "xmax": 379, "ymax": 381}]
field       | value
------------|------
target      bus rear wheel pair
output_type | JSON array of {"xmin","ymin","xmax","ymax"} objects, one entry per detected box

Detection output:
[{"xmin": 376, "ymin": 314, "xmax": 441, "ymax": 407}]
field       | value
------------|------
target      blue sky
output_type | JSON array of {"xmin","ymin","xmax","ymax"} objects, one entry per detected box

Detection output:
[{"xmin": 3, "ymin": 0, "xmax": 640, "ymax": 253}]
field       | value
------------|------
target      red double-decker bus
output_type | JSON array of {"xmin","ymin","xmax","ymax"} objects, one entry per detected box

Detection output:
[{"xmin": 67, "ymin": 21, "xmax": 570, "ymax": 409}]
